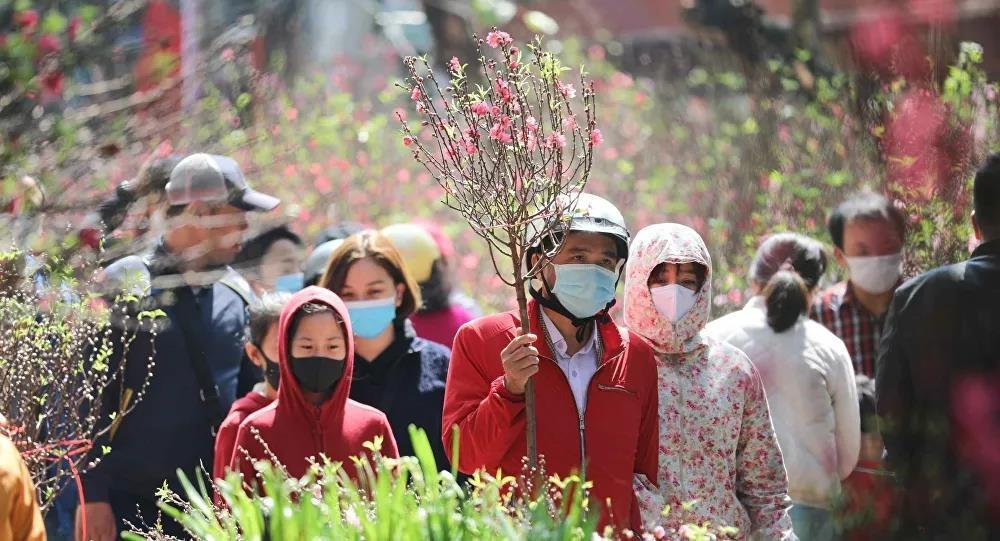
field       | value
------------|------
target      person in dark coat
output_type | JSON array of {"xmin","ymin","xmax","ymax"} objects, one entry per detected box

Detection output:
[
  {"xmin": 877, "ymin": 152, "xmax": 1000, "ymax": 539},
  {"xmin": 320, "ymin": 230, "xmax": 452, "ymax": 470},
  {"xmin": 78, "ymin": 154, "xmax": 279, "ymax": 541}
]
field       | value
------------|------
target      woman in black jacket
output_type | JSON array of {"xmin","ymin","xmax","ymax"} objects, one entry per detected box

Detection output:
[{"xmin": 320, "ymin": 230, "xmax": 452, "ymax": 469}]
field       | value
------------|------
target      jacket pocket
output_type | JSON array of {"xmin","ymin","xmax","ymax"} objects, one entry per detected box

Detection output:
[{"xmin": 596, "ymin": 383, "xmax": 638, "ymax": 398}]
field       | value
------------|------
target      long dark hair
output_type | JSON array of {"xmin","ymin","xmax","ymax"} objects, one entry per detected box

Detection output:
[{"xmin": 750, "ymin": 233, "xmax": 827, "ymax": 333}]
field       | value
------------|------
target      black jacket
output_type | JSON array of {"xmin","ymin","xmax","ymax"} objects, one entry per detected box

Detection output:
[
  {"xmin": 877, "ymin": 239, "xmax": 1000, "ymax": 539},
  {"xmin": 84, "ymin": 244, "xmax": 259, "ymax": 508},
  {"xmin": 350, "ymin": 324, "xmax": 452, "ymax": 470}
]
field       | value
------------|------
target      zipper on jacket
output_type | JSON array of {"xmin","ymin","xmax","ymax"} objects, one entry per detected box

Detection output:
[
  {"xmin": 538, "ymin": 311, "xmax": 592, "ymax": 472},
  {"xmin": 537, "ymin": 311, "xmax": 626, "ymax": 480}
]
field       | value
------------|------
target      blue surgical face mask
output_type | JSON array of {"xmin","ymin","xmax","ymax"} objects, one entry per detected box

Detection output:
[
  {"xmin": 344, "ymin": 296, "xmax": 397, "ymax": 339},
  {"xmin": 274, "ymin": 272, "xmax": 304, "ymax": 293},
  {"xmin": 550, "ymin": 263, "xmax": 619, "ymax": 319}
]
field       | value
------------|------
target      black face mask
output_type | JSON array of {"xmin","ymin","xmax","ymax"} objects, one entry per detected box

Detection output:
[
  {"xmin": 255, "ymin": 347, "xmax": 281, "ymax": 390},
  {"xmin": 290, "ymin": 356, "xmax": 346, "ymax": 394}
]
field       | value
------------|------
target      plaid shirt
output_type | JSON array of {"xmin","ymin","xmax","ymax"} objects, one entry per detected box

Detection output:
[{"xmin": 810, "ymin": 282, "xmax": 887, "ymax": 378}]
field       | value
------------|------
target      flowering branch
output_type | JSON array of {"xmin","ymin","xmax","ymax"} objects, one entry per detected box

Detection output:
[{"xmin": 398, "ymin": 29, "xmax": 601, "ymax": 471}]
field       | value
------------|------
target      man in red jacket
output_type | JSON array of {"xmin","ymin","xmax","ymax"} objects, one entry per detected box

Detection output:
[
  {"xmin": 442, "ymin": 193, "xmax": 659, "ymax": 531},
  {"xmin": 230, "ymin": 287, "xmax": 398, "ymax": 484}
]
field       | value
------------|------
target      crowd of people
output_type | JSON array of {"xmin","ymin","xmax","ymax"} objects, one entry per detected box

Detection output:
[{"xmin": 4, "ymin": 148, "xmax": 993, "ymax": 541}]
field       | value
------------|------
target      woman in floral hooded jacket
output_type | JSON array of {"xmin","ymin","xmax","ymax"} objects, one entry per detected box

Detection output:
[{"xmin": 624, "ymin": 224, "xmax": 795, "ymax": 540}]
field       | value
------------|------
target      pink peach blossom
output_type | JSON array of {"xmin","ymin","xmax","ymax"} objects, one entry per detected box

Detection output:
[
  {"xmin": 557, "ymin": 81, "xmax": 576, "ymax": 99},
  {"xmin": 589, "ymin": 128, "xmax": 604, "ymax": 147},
  {"xmin": 486, "ymin": 30, "xmax": 512, "ymax": 49},
  {"xmin": 545, "ymin": 132, "xmax": 567, "ymax": 149}
]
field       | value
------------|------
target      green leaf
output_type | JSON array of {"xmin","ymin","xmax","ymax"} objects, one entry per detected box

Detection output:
[
  {"xmin": 236, "ymin": 93, "xmax": 252, "ymax": 110},
  {"xmin": 42, "ymin": 10, "xmax": 68, "ymax": 34},
  {"xmin": 77, "ymin": 4, "xmax": 99, "ymax": 24}
]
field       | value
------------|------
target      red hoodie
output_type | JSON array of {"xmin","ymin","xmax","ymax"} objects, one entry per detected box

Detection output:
[
  {"xmin": 230, "ymin": 287, "xmax": 398, "ymax": 484},
  {"xmin": 442, "ymin": 299, "xmax": 659, "ymax": 531},
  {"xmin": 213, "ymin": 390, "xmax": 272, "ymax": 480}
]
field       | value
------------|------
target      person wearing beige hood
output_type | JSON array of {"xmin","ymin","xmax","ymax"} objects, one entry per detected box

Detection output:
[{"xmin": 624, "ymin": 223, "xmax": 795, "ymax": 540}]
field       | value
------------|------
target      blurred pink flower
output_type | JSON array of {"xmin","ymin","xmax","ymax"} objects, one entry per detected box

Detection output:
[
  {"xmin": 610, "ymin": 72, "xmax": 633, "ymax": 89},
  {"xmin": 489, "ymin": 119, "xmax": 513, "ymax": 144},
  {"xmin": 728, "ymin": 288, "xmax": 743, "ymax": 305},
  {"xmin": 470, "ymin": 102, "xmax": 490, "ymax": 116},
  {"xmin": 525, "ymin": 116, "xmax": 539, "ymax": 132},
  {"xmin": 410, "ymin": 86, "xmax": 422, "ymax": 101},
  {"xmin": 589, "ymin": 128, "xmax": 604, "ymax": 147},
  {"xmin": 221, "ymin": 48, "xmax": 235, "ymax": 62},
  {"xmin": 37, "ymin": 34, "xmax": 61, "ymax": 56},
  {"xmin": 448, "ymin": 56, "xmax": 461, "ymax": 74},
  {"xmin": 495, "ymin": 79, "xmax": 512, "ymax": 102},
  {"xmin": 486, "ymin": 30, "xmax": 512, "ymax": 49},
  {"xmin": 545, "ymin": 132, "xmax": 567, "ymax": 149},
  {"xmin": 462, "ymin": 135, "xmax": 478, "ymax": 155},
  {"xmin": 403, "ymin": 135, "xmax": 415, "ymax": 147},
  {"xmin": 563, "ymin": 115, "xmax": 577, "ymax": 131},
  {"xmin": 587, "ymin": 45, "xmax": 606, "ymax": 61},
  {"xmin": 41, "ymin": 71, "xmax": 64, "ymax": 98},
  {"xmin": 15, "ymin": 10, "xmax": 38, "ymax": 34},
  {"xmin": 508, "ymin": 46, "xmax": 520, "ymax": 69},
  {"xmin": 557, "ymin": 81, "xmax": 576, "ymax": 99},
  {"xmin": 525, "ymin": 132, "xmax": 537, "ymax": 150},
  {"xmin": 314, "ymin": 175, "xmax": 332, "ymax": 193},
  {"xmin": 68, "ymin": 16, "xmax": 81, "ymax": 41},
  {"xmin": 778, "ymin": 124, "xmax": 791, "ymax": 143},
  {"xmin": 394, "ymin": 107, "xmax": 407, "ymax": 122},
  {"xmin": 286, "ymin": 107, "xmax": 298, "ymax": 122}
]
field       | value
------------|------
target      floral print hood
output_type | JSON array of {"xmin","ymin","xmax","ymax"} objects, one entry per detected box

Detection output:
[{"xmin": 624, "ymin": 223, "xmax": 711, "ymax": 357}]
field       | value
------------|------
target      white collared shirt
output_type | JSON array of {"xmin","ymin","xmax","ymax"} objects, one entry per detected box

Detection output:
[{"xmin": 541, "ymin": 311, "xmax": 600, "ymax": 414}]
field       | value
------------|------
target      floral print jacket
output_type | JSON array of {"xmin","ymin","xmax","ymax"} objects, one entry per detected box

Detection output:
[{"xmin": 624, "ymin": 224, "xmax": 795, "ymax": 540}]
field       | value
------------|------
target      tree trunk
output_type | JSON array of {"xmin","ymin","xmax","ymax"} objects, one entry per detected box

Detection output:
[{"xmin": 513, "ymin": 267, "xmax": 538, "ymax": 473}]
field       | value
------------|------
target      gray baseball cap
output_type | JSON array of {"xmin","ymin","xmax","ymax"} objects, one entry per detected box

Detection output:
[{"xmin": 166, "ymin": 153, "xmax": 279, "ymax": 212}]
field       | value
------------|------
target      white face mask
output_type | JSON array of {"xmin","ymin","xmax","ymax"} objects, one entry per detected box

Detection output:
[
  {"xmin": 650, "ymin": 284, "xmax": 698, "ymax": 324},
  {"xmin": 845, "ymin": 253, "xmax": 903, "ymax": 294}
]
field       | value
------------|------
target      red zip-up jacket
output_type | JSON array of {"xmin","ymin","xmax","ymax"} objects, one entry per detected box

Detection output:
[
  {"xmin": 213, "ymin": 390, "xmax": 272, "ymax": 480},
  {"xmin": 442, "ymin": 299, "xmax": 659, "ymax": 530},
  {"xmin": 230, "ymin": 287, "xmax": 398, "ymax": 484}
]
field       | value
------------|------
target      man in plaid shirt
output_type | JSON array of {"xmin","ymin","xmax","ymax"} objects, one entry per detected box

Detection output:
[{"xmin": 811, "ymin": 192, "xmax": 906, "ymax": 378}]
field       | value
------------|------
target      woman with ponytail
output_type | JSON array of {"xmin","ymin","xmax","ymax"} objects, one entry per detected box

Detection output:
[{"xmin": 706, "ymin": 233, "xmax": 860, "ymax": 540}]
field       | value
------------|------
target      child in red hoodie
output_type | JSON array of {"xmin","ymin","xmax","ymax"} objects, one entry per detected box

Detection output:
[
  {"xmin": 230, "ymin": 287, "xmax": 398, "ymax": 484},
  {"xmin": 212, "ymin": 292, "xmax": 289, "ymax": 480}
]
